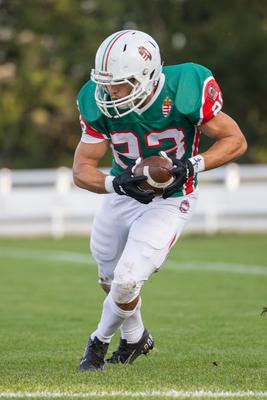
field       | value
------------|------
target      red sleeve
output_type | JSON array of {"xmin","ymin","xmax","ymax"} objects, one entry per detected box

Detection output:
[
  {"xmin": 79, "ymin": 114, "xmax": 106, "ymax": 139},
  {"xmin": 199, "ymin": 78, "xmax": 223, "ymax": 125}
]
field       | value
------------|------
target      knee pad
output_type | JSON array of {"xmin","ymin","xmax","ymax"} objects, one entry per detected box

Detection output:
[{"xmin": 110, "ymin": 269, "xmax": 140, "ymax": 304}]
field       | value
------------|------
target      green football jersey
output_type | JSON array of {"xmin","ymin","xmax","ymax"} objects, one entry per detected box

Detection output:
[{"xmin": 77, "ymin": 63, "xmax": 223, "ymax": 196}]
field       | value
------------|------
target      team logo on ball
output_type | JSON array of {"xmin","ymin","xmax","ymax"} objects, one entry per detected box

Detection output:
[
  {"xmin": 179, "ymin": 199, "xmax": 190, "ymax": 213},
  {"xmin": 162, "ymin": 96, "xmax": 173, "ymax": 117}
]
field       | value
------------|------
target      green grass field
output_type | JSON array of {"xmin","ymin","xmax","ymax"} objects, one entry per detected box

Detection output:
[{"xmin": 0, "ymin": 234, "xmax": 267, "ymax": 400}]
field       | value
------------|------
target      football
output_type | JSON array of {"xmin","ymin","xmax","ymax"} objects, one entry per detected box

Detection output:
[{"xmin": 133, "ymin": 155, "xmax": 174, "ymax": 196}]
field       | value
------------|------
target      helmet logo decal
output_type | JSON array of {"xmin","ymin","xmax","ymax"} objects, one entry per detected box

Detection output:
[
  {"xmin": 138, "ymin": 46, "xmax": 152, "ymax": 61},
  {"xmin": 162, "ymin": 96, "xmax": 173, "ymax": 117}
]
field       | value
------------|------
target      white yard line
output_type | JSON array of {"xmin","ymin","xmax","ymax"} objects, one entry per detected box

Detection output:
[
  {"xmin": 1, "ymin": 390, "xmax": 267, "ymax": 398},
  {"xmin": 0, "ymin": 247, "xmax": 267, "ymax": 276},
  {"xmin": 165, "ymin": 260, "xmax": 267, "ymax": 276},
  {"xmin": 0, "ymin": 247, "xmax": 92, "ymax": 265}
]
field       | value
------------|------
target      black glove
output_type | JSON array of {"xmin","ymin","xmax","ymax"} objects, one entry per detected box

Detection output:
[
  {"xmin": 113, "ymin": 163, "xmax": 155, "ymax": 204},
  {"xmin": 161, "ymin": 155, "xmax": 194, "ymax": 199}
]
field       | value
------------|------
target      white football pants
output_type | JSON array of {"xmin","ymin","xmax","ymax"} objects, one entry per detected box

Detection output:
[{"xmin": 90, "ymin": 191, "xmax": 198, "ymax": 304}]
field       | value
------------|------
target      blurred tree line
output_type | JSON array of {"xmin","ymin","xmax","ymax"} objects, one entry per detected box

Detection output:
[{"xmin": 0, "ymin": 0, "xmax": 267, "ymax": 168}]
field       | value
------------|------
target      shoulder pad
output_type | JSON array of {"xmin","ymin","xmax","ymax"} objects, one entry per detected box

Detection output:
[{"xmin": 77, "ymin": 80, "xmax": 103, "ymax": 123}]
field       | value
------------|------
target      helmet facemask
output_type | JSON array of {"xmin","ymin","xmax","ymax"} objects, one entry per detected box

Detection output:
[{"xmin": 91, "ymin": 71, "xmax": 154, "ymax": 118}]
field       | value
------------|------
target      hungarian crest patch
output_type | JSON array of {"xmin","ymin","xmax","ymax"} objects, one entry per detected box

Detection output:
[{"xmin": 162, "ymin": 96, "xmax": 173, "ymax": 117}]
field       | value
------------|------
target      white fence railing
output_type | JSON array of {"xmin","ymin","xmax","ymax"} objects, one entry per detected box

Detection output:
[{"xmin": 0, "ymin": 164, "xmax": 267, "ymax": 237}]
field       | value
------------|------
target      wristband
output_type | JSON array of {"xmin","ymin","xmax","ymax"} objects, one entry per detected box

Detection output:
[
  {"xmin": 104, "ymin": 175, "xmax": 115, "ymax": 193},
  {"xmin": 188, "ymin": 155, "xmax": 205, "ymax": 174}
]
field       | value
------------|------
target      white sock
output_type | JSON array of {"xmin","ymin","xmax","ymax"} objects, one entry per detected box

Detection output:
[
  {"xmin": 91, "ymin": 293, "xmax": 136, "ymax": 343},
  {"xmin": 120, "ymin": 297, "xmax": 144, "ymax": 343}
]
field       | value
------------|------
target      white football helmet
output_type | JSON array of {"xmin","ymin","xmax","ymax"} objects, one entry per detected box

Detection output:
[{"xmin": 91, "ymin": 30, "xmax": 162, "ymax": 118}]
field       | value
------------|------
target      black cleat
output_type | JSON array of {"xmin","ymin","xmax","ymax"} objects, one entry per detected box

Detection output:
[
  {"xmin": 79, "ymin": 336, "xmax": 109, "ymax": 371},
  {"xmin": 106, "ymin": 329, "xmax": 154, "ymax": 365}
]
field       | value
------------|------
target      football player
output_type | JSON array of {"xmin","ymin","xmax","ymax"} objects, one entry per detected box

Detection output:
[{"xmin": 73, "ymin": 30, "xmax": 247, "ymax": 370}]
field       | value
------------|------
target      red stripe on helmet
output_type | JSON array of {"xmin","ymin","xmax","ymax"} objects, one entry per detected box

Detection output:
[{"xmin": 104, "ymin": 31, "xmax": 130, "ymax": 71}]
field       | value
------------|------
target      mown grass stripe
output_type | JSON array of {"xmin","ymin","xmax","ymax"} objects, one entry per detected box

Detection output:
[{"xmin": 1, "ymin": 390, "xmax": 267, "ymax": 398}]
